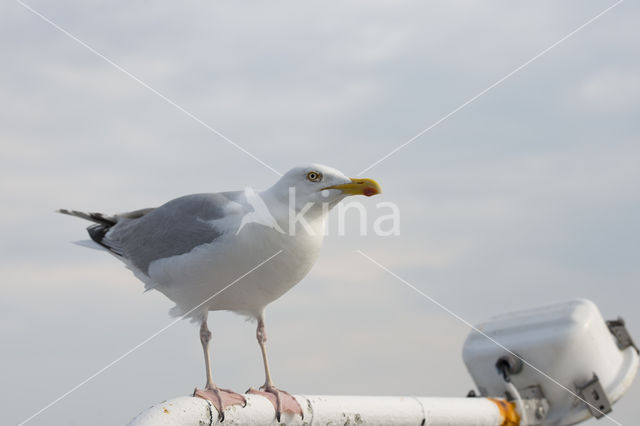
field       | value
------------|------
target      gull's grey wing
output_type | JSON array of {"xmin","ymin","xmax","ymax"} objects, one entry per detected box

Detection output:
[{"xmin": 101, "ymin": 191, "xmax": 249, "ymax": 274}]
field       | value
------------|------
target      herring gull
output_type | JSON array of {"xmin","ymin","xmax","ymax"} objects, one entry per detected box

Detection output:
[{"xmin": 59, "ymin": 164, "xmax": 381, "ymax": 421}]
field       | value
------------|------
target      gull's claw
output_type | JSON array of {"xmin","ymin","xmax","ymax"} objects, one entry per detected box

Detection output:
[
  {"xmin": 247, "ymin": 386, "xmax": 304, "ymax": 421},
  {"xmin": 194, "ymin": 387, "xmax": 247, "ymax": 421}
]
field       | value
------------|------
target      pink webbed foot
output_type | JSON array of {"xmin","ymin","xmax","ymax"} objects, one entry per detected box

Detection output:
[
  {"xmin": 247, "ymin": 386, "xmax": 304, "ymax": 421},
  {"xmin": 194, "ymin": 387, "xmax": 247, "ymax": 421}
]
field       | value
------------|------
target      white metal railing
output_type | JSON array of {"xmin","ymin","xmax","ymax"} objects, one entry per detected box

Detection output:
[{"xmin": 128, "ymin": 394, "xmax": 518, "ymax": 425}]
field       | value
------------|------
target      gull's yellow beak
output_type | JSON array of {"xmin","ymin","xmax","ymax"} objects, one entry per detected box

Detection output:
[{"xmin": 322, "ymin": 178, "xmax": 382, "ymax": 197}]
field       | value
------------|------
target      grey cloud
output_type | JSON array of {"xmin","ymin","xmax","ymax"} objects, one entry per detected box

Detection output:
[{"xmin": 2, "ymin": 1, "xmax": 639, "ymax": 425}]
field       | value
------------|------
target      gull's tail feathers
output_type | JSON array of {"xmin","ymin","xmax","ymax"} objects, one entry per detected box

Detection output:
[
  {"xmin": 72, "ymin": 239, "xmax": 107, "ymax": 251},
  {"xmin": 57, "ymin": 209, "xmax": 117, "ymax": 226},
  {"xmin": 58, "ymin": 207, "xmax": 155, "ymax": 255},
  {"xmin": 57, "ymin": 209, "xmax": 119, "ymax": 251}
]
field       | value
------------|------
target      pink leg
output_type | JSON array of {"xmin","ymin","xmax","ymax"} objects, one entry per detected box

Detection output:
[
  {"xmin": 193, "ymin": 317, "xmax": 246, "ymax": 421},
  {"xmin": 246, "ymin": 315, "xmax": 303, "ymax": 421}
]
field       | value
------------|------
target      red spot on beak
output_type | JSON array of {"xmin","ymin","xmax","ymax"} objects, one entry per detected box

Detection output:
[{"xmin": 363, "ymin": 187, "xmax": 378, "ymax": 197}]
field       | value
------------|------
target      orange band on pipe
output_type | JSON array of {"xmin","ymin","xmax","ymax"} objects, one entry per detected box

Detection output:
[{"xmin": 488, "ymin": 398, "xmax": 520, "ymax": 426}]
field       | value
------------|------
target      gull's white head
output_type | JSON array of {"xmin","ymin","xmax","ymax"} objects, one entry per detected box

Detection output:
[{"xmin": 268, "ymin": 164, "xmax": 381, "ymax": 209}]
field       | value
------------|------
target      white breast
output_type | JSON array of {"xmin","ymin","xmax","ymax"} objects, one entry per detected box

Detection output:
[{"xmin": 147, "ymin": 219, "xmax": 324, "ymax": 320}]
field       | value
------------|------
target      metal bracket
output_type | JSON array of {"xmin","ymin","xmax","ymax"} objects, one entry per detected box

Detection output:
[
  {"xmin": 606, "ymin": 317, "xmax": 639, "ymax": 353},
  {"xmin": 518, "ymin": 386, "xmax": 549, "ymax": 425},
  {"xmin": 577, "ymin": 374, "xmax": 612, "ymax": 419}
]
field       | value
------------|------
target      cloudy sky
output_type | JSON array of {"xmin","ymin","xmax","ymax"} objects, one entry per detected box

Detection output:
[{"xmin": 2, "ymin": 1, "xmax": 639, "ymax": 425}]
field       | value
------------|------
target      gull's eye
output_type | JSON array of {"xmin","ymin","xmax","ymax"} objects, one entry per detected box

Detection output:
[{"xmin": 306, "ymin": 171, "xmax": 322, "ymax": 182}]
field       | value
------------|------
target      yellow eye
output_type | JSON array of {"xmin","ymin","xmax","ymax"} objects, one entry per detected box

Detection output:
[{"xmin": 306, "ymin": 171, "xmax": 322, "ymax": 182}]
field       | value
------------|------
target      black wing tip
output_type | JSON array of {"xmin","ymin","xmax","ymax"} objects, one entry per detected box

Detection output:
[
  {"xmin": 87, "ymin": 223, "xmax": 122, "ymax": 256},
  {"xmin": 87, "ymin": 223, "xmax": 108, "ymax": 244}
]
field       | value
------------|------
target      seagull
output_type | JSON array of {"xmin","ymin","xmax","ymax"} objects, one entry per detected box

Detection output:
[{"xmin": 59, "ymin": 164, "xmax": 381, "ymax": 421}]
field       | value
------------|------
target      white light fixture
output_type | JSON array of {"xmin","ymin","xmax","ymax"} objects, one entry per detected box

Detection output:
[{"xmin": 463, "ymin": 299, "xmax": 638, "ymax": 425}]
